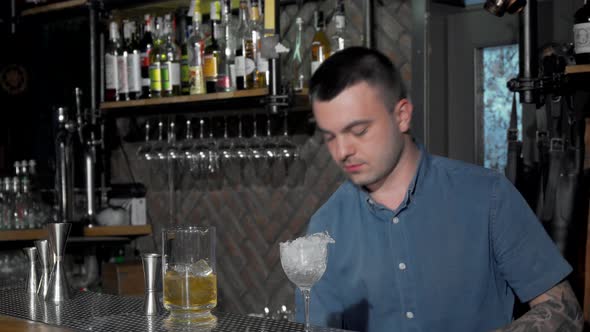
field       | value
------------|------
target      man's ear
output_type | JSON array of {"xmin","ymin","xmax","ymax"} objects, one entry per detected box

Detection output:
[{"xmin": 394, "ymin": 99, "xmax": 413, "ymax": 133}]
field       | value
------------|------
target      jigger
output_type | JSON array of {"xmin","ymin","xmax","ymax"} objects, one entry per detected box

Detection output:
[
  {"xmin": 35, "ymin": 239, "xmax": 51, "ymax": 298},
  {"xmin": 23, "ymin": 247, "xmax": 38, "ymax": 294},
  {"xmin": 142, "ymin": 253, "xmax": 162, "ymax": 315},
  {"xmin": 45, "ymin": 223, "xmax": 72, "ymax": 302}
]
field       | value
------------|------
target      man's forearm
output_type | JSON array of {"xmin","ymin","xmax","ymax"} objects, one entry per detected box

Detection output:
[{"xmin": 493, "ymin": 281, "xmax": 583, "ymax": 332}]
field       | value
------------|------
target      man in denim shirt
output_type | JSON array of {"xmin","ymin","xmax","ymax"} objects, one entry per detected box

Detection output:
[{"xmin": 295, "ymin": 47, "xmax": 582, "ymax": 332}]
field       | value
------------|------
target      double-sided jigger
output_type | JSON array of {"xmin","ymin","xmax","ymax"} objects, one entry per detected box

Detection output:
[
  {"xmin": 46, "ymin": 222, "xmax": 72, "ymax": 302},
  {"xmin": 35, "ymin": 239, "xmax": 51, "ymax": 298},
  {"xmin": 23, "ymin": 247, "xmax": 38, "ymax": 294},
  {"xmin": 142, "ymin": 253, "xmax": 162, "ymax": 315}
]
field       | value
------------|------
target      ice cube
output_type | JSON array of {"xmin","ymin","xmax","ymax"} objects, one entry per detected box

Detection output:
[
  {"xmin": 189, "ymin": 259, "xmax": 213, "ymax": 276},
  {"xmin": 172, "ymin": 264, "xmax": 188, "ymax": 274}
]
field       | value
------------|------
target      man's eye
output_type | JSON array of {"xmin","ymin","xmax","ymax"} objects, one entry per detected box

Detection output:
[
  {"xmin": 322, "ymin": 134, "xmax": 335, "ymax": 143},
  {"xmin": 352, "ymin": 127, "xmax": 368, "ymax": 136}
]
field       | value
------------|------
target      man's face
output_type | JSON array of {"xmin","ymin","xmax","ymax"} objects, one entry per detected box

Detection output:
[{"xmin": 313, "ymin": 82, "xmax": 412, "ymax": 191}]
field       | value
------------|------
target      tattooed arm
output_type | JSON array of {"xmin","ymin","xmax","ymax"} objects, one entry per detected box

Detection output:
[{"xmin": 492, "ymin": 281, "xmax": 583, "ymax": 332}]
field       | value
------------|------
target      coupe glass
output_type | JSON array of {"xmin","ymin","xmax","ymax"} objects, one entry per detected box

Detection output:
[
  {"xmin": 162, "ymin": 226, "xmax": 217, "ymax": 327},
  {"xmin": 279, "ymin": 232, "xmax": 335, "ymax": 332}
]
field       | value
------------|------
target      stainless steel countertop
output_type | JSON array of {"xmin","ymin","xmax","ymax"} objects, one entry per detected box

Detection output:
[{"xmin": 0, "ymin": 280, "xmax": 355, "ymax": 332}]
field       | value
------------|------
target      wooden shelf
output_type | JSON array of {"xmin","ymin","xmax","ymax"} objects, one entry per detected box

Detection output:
[
  {"xmin": 0, "ymin": 229, "xmax": 48, "ymax": 241},
  {"xmin": 101, "ymin": 89, "xmax": 268, "ymax": 110},
  {"xmin": 83, "ymin": 225, "xmax": 152, "ymax": 237},
  {"xmin": 109, "ymin": 0, "xmax": 237, "ymax": 19},
  {"xmin": 0, "ymin": 225, "xmax": 151, "ymax": 242},
  {"xmin": 20, "ymin": 0, "xmax": 87, "ymax": 17},
  {"xmin": 566, "ymin": 65, "xmax": 590, "ymax": 75}
]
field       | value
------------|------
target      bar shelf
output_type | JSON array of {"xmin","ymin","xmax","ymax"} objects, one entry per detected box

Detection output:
[
  {"xmin": 0, "ymin": 229, "xmax": 48, "ymax": 242},
  {"xmin": 83, "ymin": 225, "xmax": 152, "ymax": 237},
  {"xmin": 20, "ymin": 0, "xmax": 87, "ymax": 17},
  {"xmin": 100, "ymin": 88, "xmax": 311, "ymax": 116},
  {"xmin": 0, "ymin": 225, "xmax": 152, "ymax": 242},
  {"xmin": 101, "ymin": 89, "xmax": 268, "ymax": 111}
]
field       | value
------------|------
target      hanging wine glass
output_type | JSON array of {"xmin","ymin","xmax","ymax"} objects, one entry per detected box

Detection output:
[
  {"xmin": 179, "ymin": 119, "xmax": 194, "ymax": 163},
  {"xmin": 136, "ymin": 121, "xmax": 154, "ymax": 160}
]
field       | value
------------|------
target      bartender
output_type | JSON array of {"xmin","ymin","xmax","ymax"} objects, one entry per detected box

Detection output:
[{"xmin": 295, "ymin": 46, "xmax": 583, "ymax": 331}]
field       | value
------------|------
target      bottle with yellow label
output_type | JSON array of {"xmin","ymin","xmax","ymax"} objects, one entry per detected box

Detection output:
[
  {"xmin": 249, "ymin": 0, "xmax": 267, "ymax": 88},
  {"xmin": 149, "ymin": 17, "xmax": 164, "ymax": 98},
  {"xmin": 311, "ymin": 10, "xmax": 330, "ymax": 76},
  {"xmin": 204, "ymin": 0, "xmax": 222, "ymax": 93},
  {"xmin": 188, "ymin": 0, "xmax": 206, "ymax": 95}
]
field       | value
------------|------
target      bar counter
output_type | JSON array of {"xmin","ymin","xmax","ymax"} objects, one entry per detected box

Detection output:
[{"xmin": 0, "ymin": 280, "xmax": 353, "ymax": 332}]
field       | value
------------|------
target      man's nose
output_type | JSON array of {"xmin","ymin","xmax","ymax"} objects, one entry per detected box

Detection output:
[{"xmin": 333, "ymin": 136, "xmax": 355, "ymax": 162}]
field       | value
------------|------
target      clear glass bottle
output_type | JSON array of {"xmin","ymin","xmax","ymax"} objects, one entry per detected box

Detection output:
[
  {"xmin": 216, "ymin": 0, "xmax": 235, "ymax": 92},
  {"xmin": 1, "ymin": 179, "xmax": 13, "ymax": 230},
  {"xmin": 161, "ymin": 14, "xmax": 182, "ymax": 97},
  {"xmin": 288, "ymin": 17, "xmax": 305, "ymax": 91},
  {"xmin": 311, "ymin": 10, "xmax": 330, "ymax": 76},
  {"xmin": 105, "ymin": 21, "xmax": 121, "ymax": 101},
  {"xmin": 220, "ymin": 0, "xmax": 236, "ymax": 90},
  {"xmin": 11, "ymin": 177, "xmax": 24, "ymax": 230},
  {"xmin": 250, "ymin": 0, "xmax": 267, "ymax": 88},
  {"xmin": 330, "ymin": 0, "xmax": 352, "ymax": 55},
  {"xmin": 0, "ymin": 178, "xmax": 6, "ymax": 230},
  {"xmin": 235, "ymin": 0, "xmax": 254, "ymax": 90}
]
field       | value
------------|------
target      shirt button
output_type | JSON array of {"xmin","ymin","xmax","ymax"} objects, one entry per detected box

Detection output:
[
  {"xmin": 392, "ymin": 217, "xmax": 399, "ymax": 224},
  {"xmin": 398, "ymin": 263, "xmax": 407, "ymax": 270},
  {"xmin": 406, "ymin": 311, "xmax": 414, "ymax": 319}
]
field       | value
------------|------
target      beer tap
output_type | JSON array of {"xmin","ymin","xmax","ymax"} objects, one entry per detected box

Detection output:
[
  {"xmin": 54, "ymin": 87, "xmax": 103, "ymax": 224},
  {"xmin": 74, "ymin": 87, "xmax": 102, "ymax": 225},
  {"xmin": 55, "ymin": 106, "xmax": 75, "ymax": 223}
]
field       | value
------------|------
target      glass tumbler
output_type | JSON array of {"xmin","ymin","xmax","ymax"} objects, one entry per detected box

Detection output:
[{"xmin": 162, "ymin": 226, "xmax": 217, "ymax": 326}]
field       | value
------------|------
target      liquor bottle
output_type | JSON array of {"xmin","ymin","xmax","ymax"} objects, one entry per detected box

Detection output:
[
  {"xmin": 574, "ymin": 0, "xmax": 590, "ymax": 64},
  {"xmin": 126, "ymin": 20, "xmax": 142, "ymax": 99},
  {"xmin": 11, "ymin": 177, "xmax": 23, "ymax": 230},
  {"xmin": 235, "ymin": 0, "xmax": 254, "ymax": 90},
  {"xmin": 311, "ymin": 10, "xmax": 330, "ymax": 76},
  {"xmin": 105, "ymin": 21, "xmax": 121, "ymax": 101},
  {"xmin": 221, "ymin": 0, "xmax": 236, "ymax": 90},
  {"xmin": 118, "ymin": 20, "xmax": 130, "ymax": 101},
  {"xmin": 140, "ymin": 14, "xmax": 155, "ymax": 98},
  {"xmin": 177, "ymin": 11, "xmax": 190, "ymax": 95},
  {"xmin": 161, "ymin": 14, "xmax": 182, "ymax": 97},
  {"xmin": 20, "ymin": 177, "xmax": 37, "ymax": 229},
  {"xmin": 250, "ymin": 0, "xmax": 267, "ymax": 88},
  {"xmin": 288, "ymin": 17, "xmax": 305, "ymax": 91},
  {"xmin": 149, "ymin": 17, "xmax": 164, "ymax": 98},
  {"xmin": 216, "ymin": 0, "xmax": 234, "ymax": 92},
  {"xmin": 330, "ymin": 0, "xmax": 352, "ymax": 55},
  {"xmin": 188, "ymin": 0, "xmax": 207, "ymax": 95},
  {"xmin": 204, "ymin": 0, "xmax": 222, "ymax": 93},
  {"xmin": 0, "ymin": 178, "xmax": 6, "ymax": 229}
]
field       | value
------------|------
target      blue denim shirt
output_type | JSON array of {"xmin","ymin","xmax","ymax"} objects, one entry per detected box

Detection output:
[{"xmin": 295, "ymin": 145, "xmax": 571, "ymax": 332}]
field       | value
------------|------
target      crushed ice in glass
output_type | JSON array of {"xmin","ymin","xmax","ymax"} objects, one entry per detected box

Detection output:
[{"xmin": 279, "ymin": 232, "xmax": 335, "ymax": 288}]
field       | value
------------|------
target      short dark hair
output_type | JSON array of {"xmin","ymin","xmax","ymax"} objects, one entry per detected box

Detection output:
[{"xmin": 309, "ymin": 47, "xmax": 407, "ymax": 110}]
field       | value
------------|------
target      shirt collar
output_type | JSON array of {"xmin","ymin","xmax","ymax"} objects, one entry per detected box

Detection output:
[
  {"xmin": 408, "ymin": 141, "xmax": 429, "ymax": 198},
  {"xmin": 359, "ymin": 140, "xmax": 430, "ymax": 209}
]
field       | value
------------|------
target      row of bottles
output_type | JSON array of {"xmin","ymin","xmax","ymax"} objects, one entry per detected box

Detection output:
[
  {"xmin": 104, "ymin": 0, "xmax": 356, "ymax": 101},
  {"xmin": 104, "ymin": 0, "xmax": 270, "ymax": 101},
  {"xmin": 288, "ymin": 1, "xmax": 353, "ymax": 91},
  {"xmin": 0, "ymin": 160, "xmax": 51, "ymax": 230}
]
